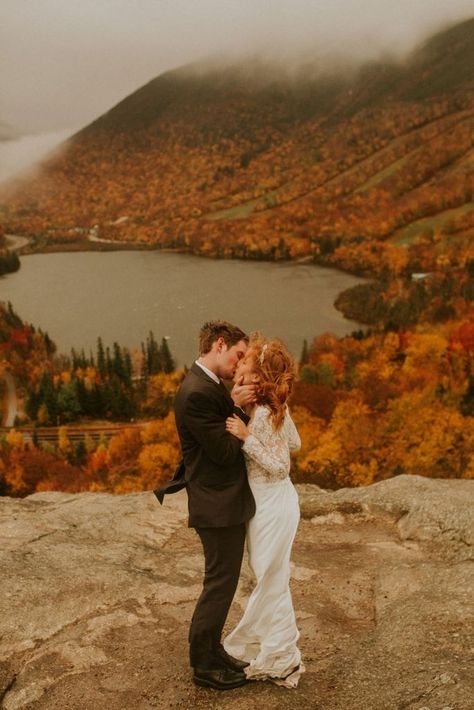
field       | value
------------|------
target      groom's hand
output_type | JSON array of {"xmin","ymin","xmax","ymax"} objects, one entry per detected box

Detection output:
[{"xmin": 231, "ymin": 376, "xmax": 257, "ymax": 408}]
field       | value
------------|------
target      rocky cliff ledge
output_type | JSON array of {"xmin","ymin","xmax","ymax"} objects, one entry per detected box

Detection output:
[{"xmin": 1, "ymin": 475, "xmax": 472, "ymax": 710}]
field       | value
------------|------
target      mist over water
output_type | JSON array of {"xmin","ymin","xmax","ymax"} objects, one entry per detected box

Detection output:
[{"xmin": 0, "ymin": 128, "xmax": 75, "ymax": 185}]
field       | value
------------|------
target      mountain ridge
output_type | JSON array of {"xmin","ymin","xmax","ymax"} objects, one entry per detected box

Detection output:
[
  {"xmin": 0, "ymin": 18, "xmax": 472, "ymax": 265},
  {"xmin": 76, "ymin": 17, "xmax": 474, "ymax": 137}
]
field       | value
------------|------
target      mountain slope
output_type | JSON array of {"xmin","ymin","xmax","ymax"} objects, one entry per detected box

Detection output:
[{"xmin": 0, "ymin": 18, "xmax": 473, "ymax": 267}]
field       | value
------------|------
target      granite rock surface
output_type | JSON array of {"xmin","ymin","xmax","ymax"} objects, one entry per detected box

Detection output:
[{"xmin": 1, "ymin": 475, "xmax": 472, "ymax": 710}]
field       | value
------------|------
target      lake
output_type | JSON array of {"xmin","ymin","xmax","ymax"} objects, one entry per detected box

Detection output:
[{"xmin": 0, "ymin": 251, "xmax": 365, "ymax": 366}]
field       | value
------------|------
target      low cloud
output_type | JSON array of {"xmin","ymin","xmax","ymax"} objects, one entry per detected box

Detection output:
[
  {"xmin": 0, "ymin": 128, "xmax": 75, "ymax": 185},
  {"xmin": 1, "ymin": 1, "xmax": 473, "ymax": 134}
]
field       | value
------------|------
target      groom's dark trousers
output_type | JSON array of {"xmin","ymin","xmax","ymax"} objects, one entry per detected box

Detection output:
[
  {"xmin": 154, "ymin": 363, "xmax": 255, "ymax": 669},
  {"xmin": 190, "ymin": 524, "xmax": 246, "ymax": 666}
]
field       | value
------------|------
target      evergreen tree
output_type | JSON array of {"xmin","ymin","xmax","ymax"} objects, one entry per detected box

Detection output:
[
  {"xmin": 32, "ymin": 428, "xmax": 41, "ymax": 449},
  {"xmin": 25, "ymin": 389, "xmax": 41, "ymax": 421},
  {"xmin": 124, "ymin": 349, "xmax": 133, "ymax": 385},
  {"xmin": 105, "ymin": 346, "xmax": 112, "ymax": 376},
  {"xmin": 57, "ymin": 381, "xmax": 82, "ymax": 422},
  {"xmin": 74, "ymin": 439, "xmax": 87, "ymax": 466},
  {"xmin": 6, "ymin": 301, "xmax": 23, "ymax": 327},
  {"xmin": 299, "ymin": 339, "xmax": 310, "ymax": 367},
  {"xmin": 44, "ymin": 332, "xmax": 56, "ymax": 355},
  {"xmin": 97, "ymin": 337, "xmax": 106, "ymax": 377},
  {"xmin": 75, "ymin": 377, "xmax": 89, "ymax": 415},
  {"xmin": 71, "ymin": 348, "xmax": 80, "ymax": 369},
  {"xmin": 89, "ymin": 384, "xmax": 104, "ymax": 418},
  {"xmin": 39, "ymin": 372, "xmax": 58, "ymax": 424},
  {"xmin": 146, "ymin": 331, "xmax": 162, "ymax": 374},
  {"xmin": 160, "ymin": 338, "xmax": 175, "ymax": 373},
  {"xmin": 141, "ymin": 342, "xmax": 148, "ymax": 379},
  {"xmin": 112, "ymin": 341, "xmax": 126, "ymax": 381},
  {"xmin": 460, "ymin": 375, "xmax": 474, "ymax": 417}
]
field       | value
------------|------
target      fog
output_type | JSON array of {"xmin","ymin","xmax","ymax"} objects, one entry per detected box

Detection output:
[
  {"xmin": 0, "ymin": 1, "xmax": 472, "ymax": 184},
  {"xmin": 2, "ymin": 0, "xmax": 473, "ymax": 134},
  {"xmin": 0, "ymin": 129, "xmax": 76, "ymax": 186}
]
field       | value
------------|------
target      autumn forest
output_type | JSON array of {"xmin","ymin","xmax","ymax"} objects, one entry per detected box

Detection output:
[{"xmin": 0, "ymin": 18, "xmax": 472, "ymax": 495}]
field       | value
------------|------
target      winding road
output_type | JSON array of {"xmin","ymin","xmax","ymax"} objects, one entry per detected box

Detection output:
[{"xmin": 4, "ymin": 234, "xmax": 30, "ymax": 251}]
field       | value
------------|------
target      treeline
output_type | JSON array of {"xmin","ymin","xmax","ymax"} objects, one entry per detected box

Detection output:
[
  {"xmin": 24, "ymin": 332, "xmax": 176, "ymax": 425},
  {"xmin": 3, "ymin": 312, "xmax": 473, "ymax": 498},
  {"xmin": 335, "ymin": 258, "xmax": 474, "ymax": 329},
  {"xmin": 0, "ymin": 302, "xmax": 55, "ymax": 384},
  {"xmin": 0, "ymin": 250, "xmax": 20, "ymax": 276},
  {"xmin": 1, "ymin": 300, "xmax": 24, "ymax": 329}
]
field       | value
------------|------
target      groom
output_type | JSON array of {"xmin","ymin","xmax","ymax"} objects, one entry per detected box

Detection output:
[{"xmin": 154, "ymin": 321, "xmax": 256, "ymax": 690}]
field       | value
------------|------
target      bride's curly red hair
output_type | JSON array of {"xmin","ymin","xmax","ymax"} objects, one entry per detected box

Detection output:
[{"xmin": 248, "ymin": 334, "xmax": 297, "ymax": 430}]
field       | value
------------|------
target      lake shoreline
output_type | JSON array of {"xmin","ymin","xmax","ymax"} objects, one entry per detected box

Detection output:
[
  {"xmin": 0, "ymin": 248, "xmax": 367, "ymax": 366},
  {"xmin": 6, "ymin": 233, "xmax": 370, "ymax": 277}
]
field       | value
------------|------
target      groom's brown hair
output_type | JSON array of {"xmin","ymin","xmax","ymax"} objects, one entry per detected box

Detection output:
[{"xmin": 199, "ymin": 320, "xmax": 248, "ymax": 355}]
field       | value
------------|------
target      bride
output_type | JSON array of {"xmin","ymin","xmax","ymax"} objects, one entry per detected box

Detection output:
[{"xmin": 224, "ymin": 335, "xmax": 304, "ymax": 688}]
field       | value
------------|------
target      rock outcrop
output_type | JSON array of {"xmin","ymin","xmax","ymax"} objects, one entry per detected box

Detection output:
[{"xmin": 1, "ymin": 475, "xmax": 472, "ymax": 709}]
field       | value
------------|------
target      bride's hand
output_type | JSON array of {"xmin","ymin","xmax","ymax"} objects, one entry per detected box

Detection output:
[{"xmin": 226, "ymin": 415, "xmax": 249, "ymax": 441}]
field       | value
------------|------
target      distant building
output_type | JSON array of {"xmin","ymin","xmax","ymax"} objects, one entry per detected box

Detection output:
[{"xmin": 411, "ymin": 273, "xmax": 432, "ymax": 282}]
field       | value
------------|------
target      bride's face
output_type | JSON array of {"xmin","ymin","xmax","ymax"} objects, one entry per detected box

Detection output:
[{"xmin": 235, "ymin": 349, "xmax": 259, "ymax": 385}]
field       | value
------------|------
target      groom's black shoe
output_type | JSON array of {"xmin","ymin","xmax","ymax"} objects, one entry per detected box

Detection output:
[
  {"xmin": 215, "ymin": 646, "xmax": 250, "ymax": 672},
  {"xmin": 193, "ymin": 666, "xmax": 247, "ymax": 690}
]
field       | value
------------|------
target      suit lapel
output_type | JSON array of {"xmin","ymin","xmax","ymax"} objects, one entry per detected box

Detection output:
[
  {"xmin": 190, "ymin": 362, "xmax": 234, "ymax": 407},
  {"xmin": 190, "ymin": 362, "xmax": 230, "ymax": 392},
  {"xmin": 190, "ymin": 361, "xmax": 219, "ymax": 386}
]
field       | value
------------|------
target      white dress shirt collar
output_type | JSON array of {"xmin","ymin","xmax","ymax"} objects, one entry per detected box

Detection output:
[{"xmin": 195, "ymin": 359, "xmax": 220, "ymax": 384}]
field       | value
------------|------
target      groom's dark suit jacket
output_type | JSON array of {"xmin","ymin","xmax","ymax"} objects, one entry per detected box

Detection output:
[{"xmin": 154, "ymin": 362, "xmax": 256, "ymax": 528}]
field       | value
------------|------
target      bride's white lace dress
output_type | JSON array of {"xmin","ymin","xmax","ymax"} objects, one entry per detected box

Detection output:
[{"xmin": 224, "ymin": 404, "xmax": 304, "ymax": 688}]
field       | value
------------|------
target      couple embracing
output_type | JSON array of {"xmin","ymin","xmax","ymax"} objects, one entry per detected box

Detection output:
[{"xmin": 155, "ymin": 320, "xmax": 304, "ymax": 690}]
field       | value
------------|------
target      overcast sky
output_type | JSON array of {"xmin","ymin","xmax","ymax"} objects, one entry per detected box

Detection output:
[{"xmin": 1, "ymin": 0, "xmax": 473, "ymax": 136}]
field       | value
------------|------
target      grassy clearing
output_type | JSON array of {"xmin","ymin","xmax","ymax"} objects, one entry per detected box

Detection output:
[
  {"xmin": 354, "ymin": 154, "xmax": 409, "ymax": 193},
  {"xmin": 205, "ymin": 199, "xmax": 260, "ymax": 221},
  {"xmin": 318, "ymin": 110, "xmax": 471, "ymax": 198},
  {"xmin": 205, "ymin": 179, "xmax": 294, "ymax": 221},
  {"xmin": 205, "ymin": 111, "xmax": 471, "ymax": 223},
  {"xmin": 447, "ymin": 147, "xmax": 474, "ymax": 174},
  {"xmin": 391, "ymin": 202, "xmax": 474, "ymax": 245}
]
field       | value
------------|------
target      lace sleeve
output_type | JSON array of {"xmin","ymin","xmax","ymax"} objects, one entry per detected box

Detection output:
[
  {"xmin": 284, "ymin": 410, "xmax": 301, "ymax": 452},
  {"xmin": 242, "ymin": 407, "xmax": 290, "ymax": 480}
]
